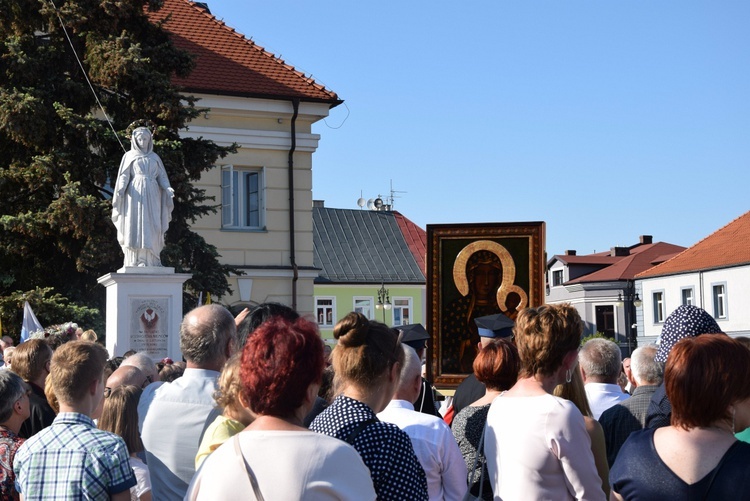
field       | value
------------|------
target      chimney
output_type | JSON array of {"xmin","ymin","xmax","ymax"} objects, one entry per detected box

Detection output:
[
  {"xmin": 312, "ymin": 200, "xmax": 325, "ymax": 208},
  {"xmin": 564, "ymin": 250, "xmax": 577, "ymax": 256},
  {"xmin": 610, "ymin": 246, "xmax": 630, "ymax": 257},
  {"xmin": 639, "ymin": 235, "xmax": 653, "ymax": 245}
]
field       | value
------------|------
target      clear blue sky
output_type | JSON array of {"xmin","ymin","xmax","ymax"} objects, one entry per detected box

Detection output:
[{"xmin": 209, "ymin": 1, "xmax": 749, "ymax": 256}]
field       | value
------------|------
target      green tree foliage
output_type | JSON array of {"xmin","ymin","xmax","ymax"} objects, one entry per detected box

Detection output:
[
  {"xmin": 580, "ymin": 332, "xmax": 617, "ymax": 346},
  {"xmin": 0, "ymin": 0, "xmax": 237, "ymax": 340}
]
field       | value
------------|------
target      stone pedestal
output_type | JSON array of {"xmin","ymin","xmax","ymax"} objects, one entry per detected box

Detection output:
[{"xmin": 98, "ymin": 269, "xmax": 191, "ymax": 360}]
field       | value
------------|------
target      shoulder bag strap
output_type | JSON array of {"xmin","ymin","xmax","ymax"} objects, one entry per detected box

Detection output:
[
  {"xmin": 464, "ymin": 421, "xmax": 488, "ymax": 501},
  {"xmin": 344, "ymin": 417, "xmax": 378, "ymax": 445},
  {"xmin": 233, "ymin": 434, "xmax": 265, "ymax": 501}
]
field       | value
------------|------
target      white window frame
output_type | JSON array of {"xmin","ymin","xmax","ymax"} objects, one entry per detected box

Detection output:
[
  {"xmin": 353, "ymin": 296, "xmax": 374, "ymax": 320},
  {"xmin": 315, "ymin": 297, "xmax": 336, "ymax": 327},
  {"xmin": 652, "ymin": 290, "xmax": 665, "ymax": 324},
  {"xmin": 680, "ymin": 286, "xmax": 694, "ymax": 306},
  {"xmin": 221, "ymin": 165, "xmax": 265, "ymax": 230},
  {"xmin": 392, "ymin": 297, "xmax": 412, "ymax": 327},
  {"xmin": 712, "ymin": 283, "xmax": 728, "ymax": 320}
]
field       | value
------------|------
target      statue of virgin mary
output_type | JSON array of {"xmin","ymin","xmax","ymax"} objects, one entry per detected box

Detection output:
[{"xmin": 112, "ymin": 125, "xmax": 174, "ymax": 267}]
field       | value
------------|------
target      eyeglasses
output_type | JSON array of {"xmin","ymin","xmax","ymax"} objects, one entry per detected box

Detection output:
[
  {"xmin": 142, "ymin": 375, "xmax": 153, "ymax": 389},
  {"xmin": 104, "ymin": 387, "xmax": 112, "ymax": 399}
]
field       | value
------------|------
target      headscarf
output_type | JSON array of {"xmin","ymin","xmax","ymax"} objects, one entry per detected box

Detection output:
[{"xmin": 654, "ymin": 305, "xmax": 721, "ymax": 363}]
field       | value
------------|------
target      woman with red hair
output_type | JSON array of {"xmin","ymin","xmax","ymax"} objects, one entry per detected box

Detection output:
[
  {"xmin": 611, "ymin": 335, "xmax": 750, "ymax": 500},
  {"xmin": 186, "ymin": 317, "xmax": 376, "ymax": 500}
]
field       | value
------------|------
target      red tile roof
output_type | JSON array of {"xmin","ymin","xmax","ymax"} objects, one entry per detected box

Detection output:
[
  {"xmin": 147, "ymin": 0, "xmax": 341, "ymax": 104},
  {"xmin": 565, "ymin": 242, "xmax": 685, "ymax": 283},
  {"xmin": 394, "ymin": 212, "xmax": 427, "ymax": 276},
  {"xmin": 637, "ymin": 211, "xmax": 750, "ymax": 278}
]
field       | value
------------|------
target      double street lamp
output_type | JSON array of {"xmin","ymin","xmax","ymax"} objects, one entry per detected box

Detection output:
[
  {"xmin": 375, "ymin": 283, "xmax": 391, "ymax": 323},
  {"xmin": 617, "ymin": 286, "xmax": 642, "ymax": 357}
]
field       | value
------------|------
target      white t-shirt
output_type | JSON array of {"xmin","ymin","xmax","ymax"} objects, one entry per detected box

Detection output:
[
  {"xmin": 129, "ymin": 455, "xmax": 151, "ymax": 501},
  {"xmin": 485, "ymin": 393, "xmax": 605, "ymax": 501},
  {"xmin": 186, "ymin": 430, "xmax": 377, "ymax": 501}
]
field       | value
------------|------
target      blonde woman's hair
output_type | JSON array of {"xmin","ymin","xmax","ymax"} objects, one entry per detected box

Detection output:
[
  {"xmin": 214, "ymin": 353, "xmax": 243, "ymax": 411},
  {"xmin": 98, "ymin": 385, "xmax": 143, "ymax": 454},
  {"xmin": 80, "ymin": 330, "xmax": 98, "ymax": 342},
  {"xmin": 553, "ymin": 362, "xmax": 592, "ymax": 418}
]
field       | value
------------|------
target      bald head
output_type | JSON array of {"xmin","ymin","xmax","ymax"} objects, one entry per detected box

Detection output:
[
  {"xmin": 106, "ymin": 365, "xmax": 147, "ymax": 391},
  {"xmin": 120, "ymin": 352, "xmax": 159, "ymax": 383},
  {"xmin": 180, "ymin": 304, "xmax": 237, "ymax": 369},
  {"xmin": 394, "ymin": 345, "xmax": 423, "ymax": 402}
]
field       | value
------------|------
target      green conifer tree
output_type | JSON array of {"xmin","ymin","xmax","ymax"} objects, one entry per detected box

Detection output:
[{"xmin": 0, "ymin": 0, "xmax": 237, "ymax": 338}]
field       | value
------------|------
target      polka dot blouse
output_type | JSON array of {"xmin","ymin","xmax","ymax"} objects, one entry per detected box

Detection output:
[{"xmin": 310, "ymin": 395, "xmax": 429, "ymax": 501}]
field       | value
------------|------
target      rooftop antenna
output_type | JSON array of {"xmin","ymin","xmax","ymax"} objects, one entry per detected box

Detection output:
[
  {"xmin": 386, "ymin": 179, "xmax": 407, "ymax": 210},
  {"xmin": 358, "ymin": 181, "xmax": 407, "ymax": 211}
]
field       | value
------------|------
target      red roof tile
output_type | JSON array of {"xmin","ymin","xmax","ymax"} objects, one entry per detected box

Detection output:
[
  {"xmin": 566, "ymin": 242, "xmax": 686, "ymax": 283},
  {"xmin": 394, "ymin": 212, "xmax": 427, "ymax": 277},
  {"xmin": 637, "ymin": 211, "xmax": 750, "ymax": 278},
  {"xmin": 147, "ymin": 0, "xmax": 340, "ymax": 103}
]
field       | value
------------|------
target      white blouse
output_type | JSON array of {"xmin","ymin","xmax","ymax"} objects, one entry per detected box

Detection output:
[{"xmin": 484, "ymin": 393, "xmax": 605, "ymax": 501}]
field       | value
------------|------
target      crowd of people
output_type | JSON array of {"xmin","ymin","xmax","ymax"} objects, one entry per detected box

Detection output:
[{"xmin": 1, "ymin": 301, "xmax": 749, "ymax": 500}]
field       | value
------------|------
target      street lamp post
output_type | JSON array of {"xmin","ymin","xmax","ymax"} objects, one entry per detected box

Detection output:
[
  {"xmin": 375, "ymin": 283, "xmax": 391, "ymax": 324},
  {"xmin": 618, "ymin": 283, "xmax": 642, "ymax": 357}
]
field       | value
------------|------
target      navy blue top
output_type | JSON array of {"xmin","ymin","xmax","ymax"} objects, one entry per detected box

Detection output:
[{"xmin": 611, "ymin": 428, "xmax": 750, "ymax": 500}]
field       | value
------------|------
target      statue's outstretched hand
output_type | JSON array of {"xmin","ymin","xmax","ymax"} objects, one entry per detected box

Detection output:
[{"xmin": 167, "ymin": 187, "xmax": 175, "ymax": 198}]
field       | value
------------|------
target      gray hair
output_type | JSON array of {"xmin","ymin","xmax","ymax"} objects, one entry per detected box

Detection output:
[
  {"xmin": 120, "ymin": 353, "xmax": 158, "ymax": 383},
  {"xmin": 0, "ymin": 370, "xmax": 27, "ymax": 423},
  {"xmin": 630, "ymin": 344, "xmax": 663, "ymax": 385},
  {"xmin": 180, "ymin": 304, "xmax": 237, "ymax": 364},
  {"xmin": 579, "ymin": 338, "xmax": 622, "ymax": 383},
  {"xmin": 397, "ymin": 345, "xmax": 422, "ymax": 391}
]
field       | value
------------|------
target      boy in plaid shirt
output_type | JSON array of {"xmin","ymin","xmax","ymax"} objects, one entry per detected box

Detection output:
[{"xmin": 14, "ymin": 341, "xmax": 136, "ymax": 500}]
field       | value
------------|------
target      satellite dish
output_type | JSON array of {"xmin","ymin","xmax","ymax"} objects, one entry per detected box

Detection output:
[
  {"xmin": 374, "ymin": 198, "xmax": 383, "ymax": 209},
  {"xmin": 367, "ymin": 199, "xmax": 375, "ymax": 210},
  {"xmin": 357, "ymin": 197, "xmax": 366, "ymax": 208}
]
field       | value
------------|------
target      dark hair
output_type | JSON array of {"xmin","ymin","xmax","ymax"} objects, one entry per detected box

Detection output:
[
  {"xmin": 332, "ymin": 312, "xmax": 404, "ymax": 389},
  {"xmin": 180, "ymin": 304, "xmax": 237, "ymax": 364},
  {"xmin": 515, "ymin": 304, "xmax": 583, "ymax": 378},
  {"xmin": 241, "ymin": 317, "xmax": 324, "ymax": 417},
  {"xmin": 473, "ymin": 338, "xmax": 520, "ymax": 391},
  {"xmin": 98, "ymin": 385, "xmax": 144, "ymax": 454},
  {"xmin": 159, "ymin": 361, "xmax": 185, "ymax": 383},
  {"xmin": 667, "ymin": 335, "xmax": 750, "ymax": 429},
  {"xmin": 237, "ymin": 302, "xmax": 299, "ymax": 349},
  {"xmin": 10, "ymin": 339, "xmax": 52, "ymax": 382}
]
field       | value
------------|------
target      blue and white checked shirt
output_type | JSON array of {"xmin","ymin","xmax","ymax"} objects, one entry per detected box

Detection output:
[{"xmin": 13, "ymin": 412, "xmax": 136, "ymax": 500}]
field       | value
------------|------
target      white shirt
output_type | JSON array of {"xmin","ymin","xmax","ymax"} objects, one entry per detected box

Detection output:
[
  {"xmin": 186, "ymin": 430, "xmax": 376, "ymax": 501},
  {"xmin": 485, "ymin": 393, "xmax": 605, "ymax": 501},
  {"xmin": 378, "ymin": 399, "xmax": 467, "ymax": 501},
  {"xmin": 584, "ymin": 383, "xmax": 630, "ymax": 420},
  {"xmin": 129, "ymin": 455, "xmax": 151, "ymax": 501},
  {"xmin": 138, "ymin": 368, "xmax": 221, "ymax": 501}
]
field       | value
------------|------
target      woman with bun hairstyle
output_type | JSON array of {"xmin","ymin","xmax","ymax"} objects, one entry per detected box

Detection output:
[{"xmin": 310, "ymin": 312, "xmax": 428, "ymax": 501}]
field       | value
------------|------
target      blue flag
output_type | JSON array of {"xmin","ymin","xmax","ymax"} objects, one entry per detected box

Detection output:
[{"xmin": 20, "ymin": 301, "xmax": 44, "ymax": 343}]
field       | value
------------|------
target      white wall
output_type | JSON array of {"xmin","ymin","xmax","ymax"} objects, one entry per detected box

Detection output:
[{"xmin": 638, "ymin": 264, "xmax": 750, "ymax": 338}]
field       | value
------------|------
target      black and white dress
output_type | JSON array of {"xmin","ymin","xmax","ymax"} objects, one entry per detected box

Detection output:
[
  {"xmin": 310, "ymin": 395, "xmax": 428, "ymax": 501},
  {"xmin": 452, "ymin": 404, "xmax": 493, "ymax": 500}
]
